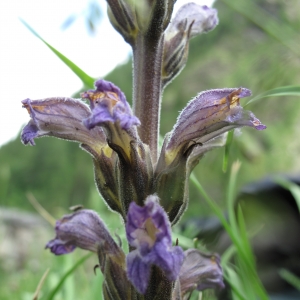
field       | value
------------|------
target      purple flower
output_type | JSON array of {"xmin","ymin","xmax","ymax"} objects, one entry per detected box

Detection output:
[
  {"xmin": 83, "ymin": 79, "xmax": 140, "ymax": 131},
  {"xmin": 46, "ymin": 209, "xmax": 120, "ymax": 256},
  {"xmin": 125, "ymin": 195, "xmax": 184, "ymax": 294},
  {"xmin": 178, "ymin": 249, "xmax": 225, "ymax": 296},
  {"xmin": 21, "ymin": 97, "xmax": 105, "ymax": 148},
  {"xmin": 166, "ymin": 88, "xmax": 266, "ymax": 154}
]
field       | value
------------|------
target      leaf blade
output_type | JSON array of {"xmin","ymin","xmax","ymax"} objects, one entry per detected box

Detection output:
[{"xmin": 20, "ymin": 19, "xmax": 95, "ymax": 88}]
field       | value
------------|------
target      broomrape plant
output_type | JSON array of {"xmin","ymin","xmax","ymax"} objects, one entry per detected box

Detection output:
[{"xmin": 21, "ymin": 1, "xmax": 265, "ymax": 299}]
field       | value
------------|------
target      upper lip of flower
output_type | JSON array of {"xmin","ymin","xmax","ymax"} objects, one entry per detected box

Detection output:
[{"xmin": 165, "ymin": 87, "xmax": 266, "ymax": 155}]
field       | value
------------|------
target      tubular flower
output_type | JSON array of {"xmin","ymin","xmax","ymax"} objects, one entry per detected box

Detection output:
[
  {"xmin": 153, "ymin": 88, "xmax": 265, "ymax": 225},
  {"xmin": 126, "ymin": 195, "xmax": 184, "ymax": 294},
  {"xmin": 177, "ymin": 249, "xmax": 225, "ymax": 296},
  {"xmin": 165, "ymin": 88, "xmax": 266, "ymax": 163},
  {"xmin": 46, "ymin": 209, "xmax": 121, "ymax": 256},
  {"xmin": 21, "ymin": 79, "xmax": 142, "ymax": 217},
  {"xmin": 21, "ymin": 97, "xmax": 106, "ymax": 150}
]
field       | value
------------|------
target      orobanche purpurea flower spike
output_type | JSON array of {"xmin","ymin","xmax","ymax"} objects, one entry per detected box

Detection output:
[{"xmin": 21, "ymin": 1, "xmax": 265, "ymax": 298}]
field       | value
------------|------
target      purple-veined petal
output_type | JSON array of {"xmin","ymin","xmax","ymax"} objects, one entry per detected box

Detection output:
[
  {"xmin": 21, "ymin": 97, "xmax": 106, "ymax": 149},
  {"xmin": 46, "ymin": 209, "xmax": 119, "ymax": 255},
  {"xmin": 82, "ymin": 79, "xmax": 140, "ymax": 130},
  {"xmin": 126, "ymin": 195, "xmax": 184, "ymax": 294},
  {"xmin": 126, "ymin": 251, "xmax": 151, "ymax": 294},
  {"xmin": 167, "ymin": 88, "xmax": 266, "ymax": 152}
]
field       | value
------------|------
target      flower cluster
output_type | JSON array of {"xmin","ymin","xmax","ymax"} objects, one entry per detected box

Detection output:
[{"xmin": 21, "ymin": 1, "xmax": 266, "ymax": 299}]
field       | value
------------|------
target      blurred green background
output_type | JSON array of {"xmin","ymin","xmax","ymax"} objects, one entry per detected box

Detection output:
[{"xmin": 1, "ymin": 0, "xmax": 300, "ymax": 299}]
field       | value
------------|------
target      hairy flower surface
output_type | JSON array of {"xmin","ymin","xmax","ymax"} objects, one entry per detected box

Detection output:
[
  {"xmin": 178, "ymin": 249, "xmax": 225, "ymax": 295},
  {"xmin": 126, "ymin": 195, "xmax": 184, "ymax": 294},
  {"xmin": 46, "ymin": 209, "xmax": 120, "ymax": 255},
  {"xmin": 21, "ymin": 97, "xmax": 105, "ymax": 148},
  {"xmin": 83, "ymin": 79, "xmax": 140, "ymax": 131},
  {"xmin": 166, "ymin": 88, "xmax": 266, "ymax": 158}
]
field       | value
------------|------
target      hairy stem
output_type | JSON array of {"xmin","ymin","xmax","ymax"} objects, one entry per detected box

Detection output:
[{"xmin": 132, "ymin": 33, "xmax": 164, "ymax": 163}]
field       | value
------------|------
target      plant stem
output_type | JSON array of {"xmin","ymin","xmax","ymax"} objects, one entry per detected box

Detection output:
[{"xmin": 132, "ymin": 33, "xmax": 164, "ymax": 163}]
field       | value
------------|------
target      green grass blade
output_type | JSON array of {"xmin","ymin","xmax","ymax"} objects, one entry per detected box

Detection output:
[
  {"xmin": 236, "ymin": 207, "xmax": 268, "ymax": 299},
  {"xmin": 223, "ymin": 265, "xmax": 247, "ymax": 300},
  {"xmin": 274, "ymin": 176, "xmax": 300, "ymax": 213},
  {"xmin": 236, "ymin": 205, "xmax": 254, "ymax": 265},
  {"xmin": 245, "ymin": 86, "xmax": 300, "ymax": 107},
  {"xmin": 190, "ymin": 173, "xmax": 244, "ymax": 256},
  {"xmin": 226, "ymin": 162, "xmax": 240, "ymax": 241},
  {"xmin": 191, "ymin": 170, "xmax": 269, "ymax": 299},
  {"xmin": 20, "ymin": 19, "xmax": 95, "ymax": 88},
  {"xmin": 279, "ymin": 269, "xmax": 300, "ymax": 291},
  {"xmin": 222, "ymin": 130, "xmax": 234, "ymax": 173},
  {"xmin": 221, "ymin": 245, "xmax": 236, "ymax": 266},
  {"xmin": 47, "ymin": 253, "xmax": 92, "ymax": 300}
]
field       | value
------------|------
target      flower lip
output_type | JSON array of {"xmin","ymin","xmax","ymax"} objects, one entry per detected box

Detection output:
[
  {"xmin": 82, "ymin": 79, "xmax": 140, "ymax": 130},
  {"xmin": 81, "ymin": 79, "xmax": 127, "ymax": 110}
]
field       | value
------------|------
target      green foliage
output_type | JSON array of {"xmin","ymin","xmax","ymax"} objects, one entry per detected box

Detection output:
[{"xmin": 190, "ymin": 164, "xmax": 268, "ymax": 300}]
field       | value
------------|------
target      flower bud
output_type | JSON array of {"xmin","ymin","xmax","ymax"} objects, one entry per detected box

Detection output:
[
  {"xmin": 107, "ymin": 0, "xmax": 176, "ymax": 44},
  {"xmin": 162, "ymin": 4, "xmax": 219, "ymax": 86}
]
